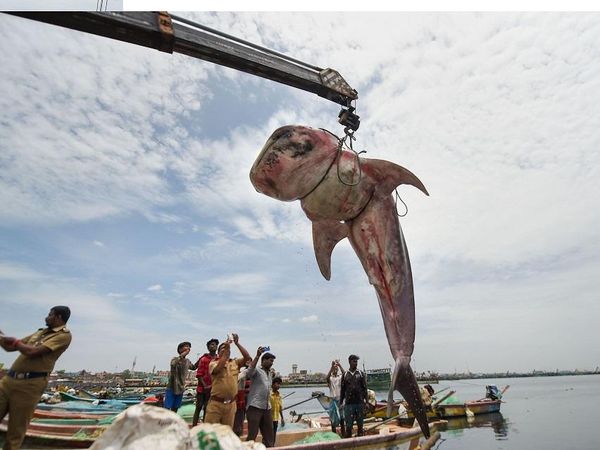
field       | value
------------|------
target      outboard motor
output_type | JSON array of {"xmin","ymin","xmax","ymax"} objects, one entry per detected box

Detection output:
[{"xmin": 486, "ymin": 385, "xmax": 502, "ymax": 400}]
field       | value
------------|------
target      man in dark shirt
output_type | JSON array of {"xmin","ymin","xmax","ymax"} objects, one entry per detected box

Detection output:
[
  {"xmin": 193, "ymin": 338, "xmax": 218, "ymax": 426},
  {"xmin": 340, "ymin": 354, "xmax": 367, "ymax": 438}
]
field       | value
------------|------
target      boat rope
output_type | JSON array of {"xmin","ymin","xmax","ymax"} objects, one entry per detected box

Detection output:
[{"xmin": 282, "ymin": 394, "xmax": 320, "ymax": 411}]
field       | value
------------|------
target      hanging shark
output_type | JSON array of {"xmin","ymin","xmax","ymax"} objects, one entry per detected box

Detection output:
[{"xmin": 249, "ymin": 125, "xmax": 430, "ymax": 438}]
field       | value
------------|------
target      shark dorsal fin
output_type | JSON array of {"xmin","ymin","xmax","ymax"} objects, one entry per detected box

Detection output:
[
  {"xmin": 365, "ymin": 159, "xmax": 429, "ymax": 197},
  {"xmin": 312, "ymin": 220, "xmax": 349, "ymax": 280}
]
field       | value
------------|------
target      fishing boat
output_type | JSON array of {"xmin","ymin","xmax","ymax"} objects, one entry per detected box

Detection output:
[
  {"xmin": 271, "ymin": 420, "xmax": 443, "ymax": 449},
  {"xmin": 36, "ymin": 399, "xmax": 129, "ymax": 413},
  {"xmin": 365, "ymin": 368, "xmax": 391, "ymax": 390},
  {"xmin": 33, "ymin": 408, "xmax": 116, "ymax": 420},
  {"xmin": 435, "ymin": 385, "xmax": 508, "ymax": 418},
  {"xmin": 436, "ymin": 399, "xmax": 501, "ymax": 418},
  {"xmin": 0, "ymin": 420, "xmax": 101, "ymax": 448}
]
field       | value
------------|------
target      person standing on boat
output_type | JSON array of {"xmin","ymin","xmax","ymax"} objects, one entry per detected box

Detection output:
[
  {"xmin": 270, "ymin": 376, "xmax": 285, "ymax": 442},
  {"xmin": 340, "ymin": 354, "xmax": 368, "ymax": 438},
  {"xmin": 421, "ymin": 384, "xmax": 435, "ymax": 408},
  {"xmin": 164, "ymin": 341, "xmax": 198, "ymax": 412},
  {"xmin": 0, "ymin": 306, "xmax": 72, "ymax": 450},
  {"xmin": 233, "ymin": 362, "xmax": 251, "ymax": 436},
  {"xmin": 326, "ymin": 359, "xmax": 345, "ymax": 435},
  {"xmin": 245, "ymin": 347, "xmax": 276, "ymax": 447},
  {"xmin": 205, "ymin": 334, "xmax": 251, "ymax": 428},
  {"xmin": 192, "ymin": 338, "xmax": 219, "ymax": 426}
]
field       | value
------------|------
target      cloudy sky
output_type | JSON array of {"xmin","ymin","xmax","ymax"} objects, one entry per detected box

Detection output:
[{"xmin": 1, "ymin": 10, "xmax": 599, "ymax": 376}]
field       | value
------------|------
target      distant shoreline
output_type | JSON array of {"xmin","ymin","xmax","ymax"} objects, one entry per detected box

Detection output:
[{"xmin": 281, "ymin": 370, "xmax": 600, "ymax": 388}]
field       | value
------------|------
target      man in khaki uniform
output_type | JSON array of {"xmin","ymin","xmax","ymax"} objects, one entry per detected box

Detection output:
[
  {"xmin": 204, "ymin": 333, "xmax": 251, "ymax": 428},
  {"xmin": 0, "ymin": 306, "xmax": 72, "ymax": 450}
]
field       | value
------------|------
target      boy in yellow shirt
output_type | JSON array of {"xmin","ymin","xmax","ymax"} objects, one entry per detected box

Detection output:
[{"xmin": 270, "ymin": 376, "xmax": 285, "ymax": 443}]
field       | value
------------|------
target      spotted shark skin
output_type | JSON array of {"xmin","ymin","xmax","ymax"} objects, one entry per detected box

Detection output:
[{"xmin": 250, "ymin": 125, "xmax": 430, "ymax": 437}]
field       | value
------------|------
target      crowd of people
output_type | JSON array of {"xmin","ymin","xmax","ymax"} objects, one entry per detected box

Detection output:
[
  {"xmin": 164, "ymin": 334, "xmax": 380, "ymax": 447},
  {"xmin": 1, "ymin": 316, "xmax": 433, "ymax": 450},
  {"xmin": 165, "ymin": 334, "xmax": 288, "ymax": 447}
]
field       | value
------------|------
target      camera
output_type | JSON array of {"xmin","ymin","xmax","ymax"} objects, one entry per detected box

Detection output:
[{"xmin": 263, "ymin": 346, "xmax": 270, "ymax": 352}]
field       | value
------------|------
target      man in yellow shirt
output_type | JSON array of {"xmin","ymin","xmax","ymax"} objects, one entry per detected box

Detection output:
[
  {"xmin": 0, "ymin": 306, "xmax": 72, "ymax": 450},
  {"xmin": 270, "ymin": 376, "xmax": 285, "ymax": 443}
]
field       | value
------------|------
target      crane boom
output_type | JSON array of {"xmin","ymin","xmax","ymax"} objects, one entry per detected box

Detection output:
[{"xmin": 7, "ymin": 11, "xmax": 359, "ymax": 129}]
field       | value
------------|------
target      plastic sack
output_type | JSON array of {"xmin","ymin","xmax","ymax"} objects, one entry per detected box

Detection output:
[
  {"xmin": 90, "ymin": 403, "xmax": 265, "ymax": 450},
  {"xmin": 90, "ymin": 403, "xmax": 194, "ymax": 450}
]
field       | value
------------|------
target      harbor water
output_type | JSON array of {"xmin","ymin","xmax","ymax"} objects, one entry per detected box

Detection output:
[
  {"xmin": 3, "ymin": 374, "xmax": 598, "ymax": 449},
  {"xmin": 281, "ymin": 374, "xmax": 599, "ymax": 450}
]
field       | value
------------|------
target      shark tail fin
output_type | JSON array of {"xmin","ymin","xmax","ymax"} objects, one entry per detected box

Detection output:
[{"xmin": 393, "ymin": 357, "xmax": 431, "ymax": 439}]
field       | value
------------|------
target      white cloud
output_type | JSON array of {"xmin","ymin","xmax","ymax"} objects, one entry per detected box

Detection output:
[
  {"xmin": 300, "ymin": 315, "xmax": 319, "ymax": 323},
  {"xmin": 1, "ymin": 12, "xmax": 599, "ymax": 375}
]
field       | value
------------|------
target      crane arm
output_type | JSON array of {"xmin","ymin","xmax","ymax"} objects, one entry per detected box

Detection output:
[{"xmin": 6, "ymin": 11, "xmax": 360, "ymax": 130}]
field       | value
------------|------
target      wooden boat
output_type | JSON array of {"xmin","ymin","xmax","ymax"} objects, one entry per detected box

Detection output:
[
  {"xmin": 271, "ymin": 420, "xmax": 443, "ymax": 449},
  {"xmin": 365, "ymin": 368, "xmax": 391, "ymax": 390},
  {"xmin": 0, "ymin": 421, "xmax": 101, "ymax": 448},
  {"xmin": 435, "ymin": 398, "xmax": 503, "ymax": 417},
  {"xmin": 32, "ymin": 417, "xmax": 114, "ymax": 426},
  {"xmin": 33, "ymin": 408, "xmax": 116, "ymax": 420},
  {"xmin": 436, "ymin": 385, "xmax": 508, "ymax": 418},
  {"xmin": 60, "ymin": 391, "xmax": 95, "ymax": 402},
  {"xmin": 59, "ymin": 391, "xmax": 161, "ymax": 406}
]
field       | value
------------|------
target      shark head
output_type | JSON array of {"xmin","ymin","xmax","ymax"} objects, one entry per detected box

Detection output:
[{"xmin": 249, "ymin": 125, "xmax": 339, "ymax": 201}]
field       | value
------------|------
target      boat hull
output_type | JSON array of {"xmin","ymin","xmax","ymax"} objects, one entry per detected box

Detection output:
[
  {"xmin": 436, "ymin": 399, "xmax": 501, "ymax": 418},
  {"xmin": 0, "ymin": 422, "xmax": 97, "ymax": 448}
]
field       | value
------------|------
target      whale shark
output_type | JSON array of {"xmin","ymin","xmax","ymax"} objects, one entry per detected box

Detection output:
[{"xmin": 249, "ymin": 125, "xmax": 430, "ymax": 437}]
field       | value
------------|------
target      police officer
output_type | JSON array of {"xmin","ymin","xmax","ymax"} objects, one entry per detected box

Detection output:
[{"xmin": 0, "ymin": 306, "xmax": 72, "ymax": 450}]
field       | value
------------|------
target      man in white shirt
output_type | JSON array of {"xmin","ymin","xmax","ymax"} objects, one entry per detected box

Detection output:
[{"xmin": 326, "ymin": 359, "xmax": 345, "ymax": 435}]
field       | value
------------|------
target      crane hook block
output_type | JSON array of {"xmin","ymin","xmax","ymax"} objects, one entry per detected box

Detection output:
[{"xmin": 338, "ymin": 106, "xmax": 360, "ymax": 132}]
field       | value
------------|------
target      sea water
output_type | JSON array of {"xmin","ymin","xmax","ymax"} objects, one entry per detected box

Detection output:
[
  {"xmin": 281, "ymin": 374, "xmax": 600, "ymax": 450},
  {"xmin": 3, "ymin": 374, "xmax": 598, "ymax": 449}
]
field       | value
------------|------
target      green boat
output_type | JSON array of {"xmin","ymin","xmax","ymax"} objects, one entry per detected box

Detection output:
[{"xmin": 366, "ymin": 368, "xmax": 391, "ymax": 390}]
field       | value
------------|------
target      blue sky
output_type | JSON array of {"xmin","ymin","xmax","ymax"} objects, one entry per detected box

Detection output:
[{"xmin": 1, "ymin": 11, "xmax": 599, "ymax": 376}]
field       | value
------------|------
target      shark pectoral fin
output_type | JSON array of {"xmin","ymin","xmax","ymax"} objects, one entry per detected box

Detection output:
[
  {"xmin": 312, "ymin": 220, "xmax": 349, "ymax": 280},
  {"xmin": 366, "ymin": 159, "xmax": 429, "ymax": 197}
]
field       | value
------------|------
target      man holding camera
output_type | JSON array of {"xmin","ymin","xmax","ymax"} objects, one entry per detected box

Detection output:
[
  {"xmin": 245, "ymin": 346, "xmax": 276, "ymax": 447},
  {"xmin": 204, "ymin": 333, "xmax": 251, "ymax": 428}
]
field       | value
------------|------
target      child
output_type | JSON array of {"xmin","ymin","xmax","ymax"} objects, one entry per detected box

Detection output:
[{"xmin": 270, "ymin": 376, "xmax": 285, "ymax": 442}]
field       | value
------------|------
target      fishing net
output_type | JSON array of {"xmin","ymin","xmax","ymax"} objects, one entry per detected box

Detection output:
[
  {"xmin": 437, "ymin": 395, "xmax": 461, "ymax": 405},
  {"xmin": 292, "ymin": 432, "xmax": 341, "ymax": 444}
]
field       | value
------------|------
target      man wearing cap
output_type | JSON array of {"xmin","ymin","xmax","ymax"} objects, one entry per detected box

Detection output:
[
  {"xmin": 245, "ymin": 346, "xmax": 276, "ymax": 447},
  {"xmin": 0, "ymin": 306, "xmax": 72, "ymax": 450},
  {"xmin": 340, "ymin": 354, "xmax": 368, "ymax": 438},
  {"xmin": 192, "ymin": 338, "xmax": 219, "ymax": 426},
  {"xmin": 165, "ymin": 341, "xmax": 198, "ymax": 412},
  {"xmin": 205, "ymin": 333, "xmax": 251, "ymax": 427}
]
